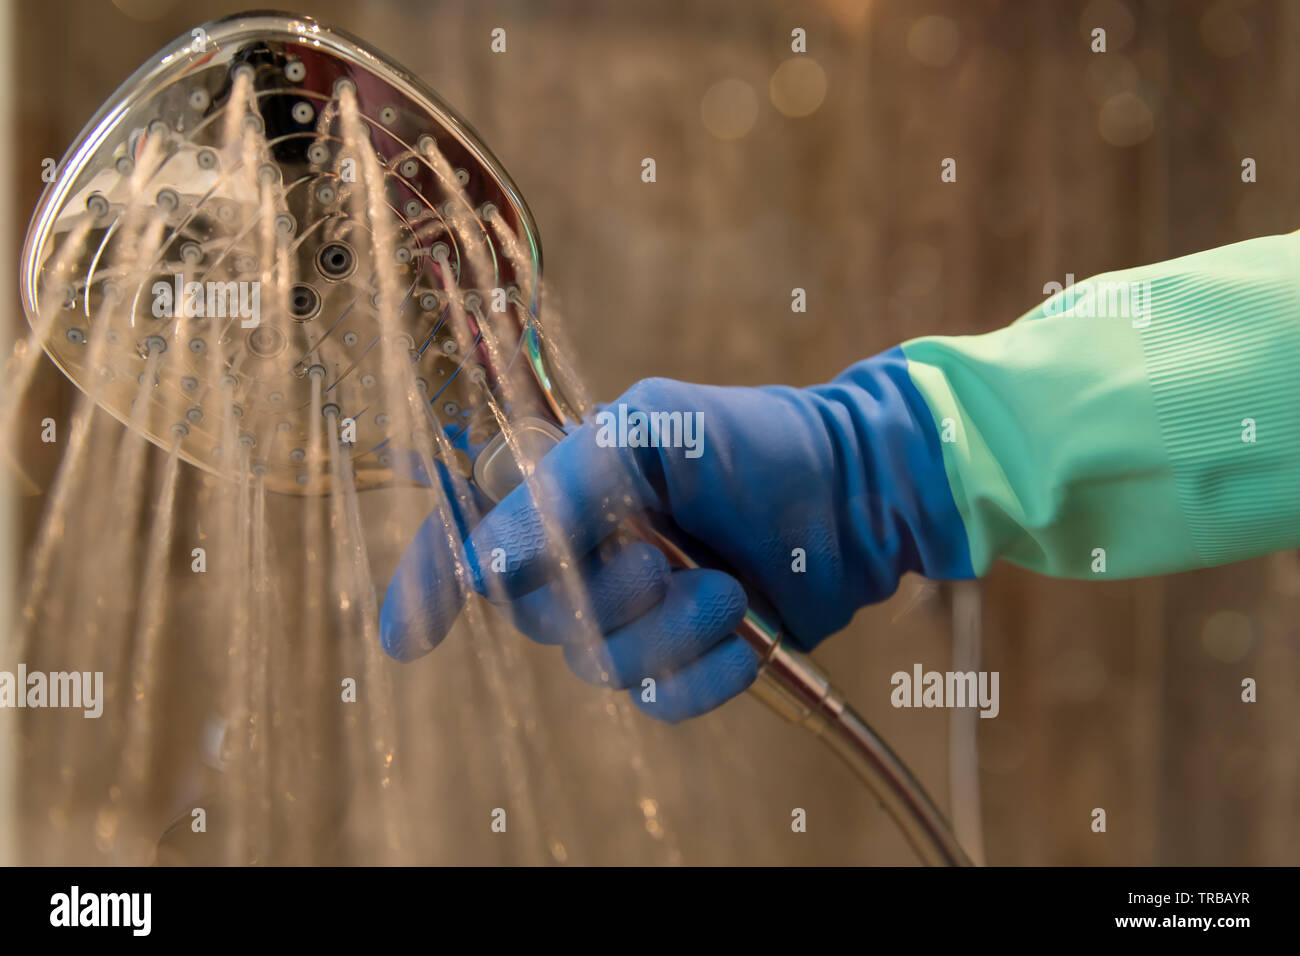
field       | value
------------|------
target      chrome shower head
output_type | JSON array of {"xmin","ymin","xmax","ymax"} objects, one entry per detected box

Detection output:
[{"xmin": 20, "ymin": 10, "xmax": 580, "ymax": 496}]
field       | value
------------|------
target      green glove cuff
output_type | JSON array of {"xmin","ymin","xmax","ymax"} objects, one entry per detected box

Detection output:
[{"xmin": 899, "ymin": 229, "xmax": 1300, "ymax": 579}]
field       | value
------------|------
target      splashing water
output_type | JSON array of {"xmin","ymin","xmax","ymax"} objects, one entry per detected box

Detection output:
[
  {"xmin": 9, "ymin": 13, "xmax": 970, "ymax": 868},
  {"xmin": 6, "ymin": 12, "xmax": 690, "ymax": 866}
]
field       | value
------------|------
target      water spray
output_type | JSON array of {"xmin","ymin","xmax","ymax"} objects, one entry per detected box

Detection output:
[{"xmin": 18, "ymin": 11, "xmax": 970, "ymax": 866}]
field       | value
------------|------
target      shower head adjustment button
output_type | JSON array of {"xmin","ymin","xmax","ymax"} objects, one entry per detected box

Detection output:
[{"xmin": 472, "ymin": 417, "xmax": 566, "ymax": 503}]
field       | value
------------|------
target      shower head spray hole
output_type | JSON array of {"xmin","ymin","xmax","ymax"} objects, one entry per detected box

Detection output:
[
  {"xmin": 289, "ymin": 284, "xmax": 321, "ymax": 321},
  {"xmin": 247, "ymin": 324, "xmax": 287, "ymax": 358},
  {"xmin": 315, "ymin": 241, "xmax": 356, "ymax": 280}
]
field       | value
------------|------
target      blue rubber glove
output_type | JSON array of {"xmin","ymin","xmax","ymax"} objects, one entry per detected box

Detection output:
[{"xmin": 379, "ymin": 346, "xmax": 973, "ymax": 722}]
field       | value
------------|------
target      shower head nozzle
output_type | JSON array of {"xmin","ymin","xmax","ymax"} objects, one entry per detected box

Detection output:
[{"xmin": 21, "ymin": 10, "xmax": 579, "ymax": 495}]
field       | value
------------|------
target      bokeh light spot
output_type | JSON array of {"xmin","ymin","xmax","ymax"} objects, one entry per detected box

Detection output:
[
  {"xmin": 1098, "ymin": 91, "xmax": 1154, "ymax": 146},
  {"xmin": 1201, "ymin": 609, "xmax": 1254, "ymax": 663},
  {"xmin": 701, "ymin": 78, "xmax": 759, "ymax": 140},
  {"xmin": 769, "ymin": 58, "xmax": 827, "ymax": 118}
]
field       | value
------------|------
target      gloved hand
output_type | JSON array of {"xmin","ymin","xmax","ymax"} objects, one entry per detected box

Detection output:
[{"xmin": 379, "ymin": 346, "xmax": 974, "ymax": 722}]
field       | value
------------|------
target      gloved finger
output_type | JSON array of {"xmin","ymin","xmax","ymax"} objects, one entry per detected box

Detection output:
[
  {"xmin": 629, "ymin": 634, "xmax": 760, "ymax": 724},
  {"xmin": 465, "ymin": 421, "xmax": 663, "ymax": 599},
  {"xmin": 378, "ymin": 438, "xmax": 496, "ymax": 663},
  {"xmin": 561, "ymin": 569, "xmax": 747, "ymax": 689},
  {"xmin": 505, "ymin": 539, "xmax": 671, "ymax": 646},
  {"xmin": 379, "ymin": 505, "xmax": 476, "ymax": 662}
]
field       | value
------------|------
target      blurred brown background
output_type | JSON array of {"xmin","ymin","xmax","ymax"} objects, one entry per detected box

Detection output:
[{"xmin": 6, "ymin": 0, "xmax": 1300, "ymax": 864}]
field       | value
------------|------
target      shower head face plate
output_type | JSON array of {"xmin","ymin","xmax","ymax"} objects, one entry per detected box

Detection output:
[{"xmin": 21, "ymin": 11, "xmax": 570, "ymax": 494}]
